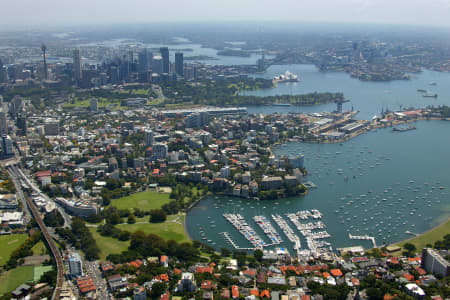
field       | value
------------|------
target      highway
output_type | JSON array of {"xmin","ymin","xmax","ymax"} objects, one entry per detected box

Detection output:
[{"xmin": 9, "ymin": 164, "xmax": 64, "ymax": 300}]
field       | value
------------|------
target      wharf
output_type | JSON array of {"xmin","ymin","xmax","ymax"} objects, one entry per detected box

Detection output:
[
  {"xmin": 221, "ymin": 232, "xmax": 255, "ymax": 250},
  {"xmin": 349, "ymin": 233, "xmax": 377, "ymax": 248}
]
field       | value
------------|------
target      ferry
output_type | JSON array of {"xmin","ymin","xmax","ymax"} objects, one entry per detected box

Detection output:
[
  {"xmin": 272, "ymin": 103, "xmax": 292, "ymax": 106},
  {"xmin": 273, "ymin": 71, "xmax": 299, "ymax": 83},
  {"xmin": 423, "ymin": 93, "xmax": 438, "ymax": 98}
]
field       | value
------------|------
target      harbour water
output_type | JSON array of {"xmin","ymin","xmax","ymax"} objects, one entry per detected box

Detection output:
[
  {"xmin": 143, "ymin": 45, "xmax": 450, "ymax": 252},
  {"xmin": 242, "ymin": 64, "xmax": 450, "ymax": 119},
  {"xmin": 186, "ymin": 121, "xmax": 450, "ymax": 251}
]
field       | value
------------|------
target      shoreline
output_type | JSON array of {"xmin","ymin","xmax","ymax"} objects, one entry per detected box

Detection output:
[{"xmin": 390, "ymin": 217, "xmax": 450, "ymax": 249}]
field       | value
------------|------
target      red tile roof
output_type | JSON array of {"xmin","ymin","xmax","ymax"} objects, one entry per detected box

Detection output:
[
  {"xmin": 403, "ymin": 273, "xmax": 414, "ymax": 281},
  {"xmin": 231, "ymin": 285, "xmax": 239, "ymax": 299},
  {"xmin": 35, "ymin": 170, "xmax": 52, "ymax": 178},
  {"xmin": 260, "ymin": 290, "xmax": 270, "ymax": 298},
  {"xmin": 196, "ymin": 266, "xmax": 213, "ymax": 274},
  {"xmin": 415, "ymin": 267, "xmax": 427, "ymax": 276},
  {"xmin": 330, "ymin": 269, "xmax": 343, "ymax": 277}
]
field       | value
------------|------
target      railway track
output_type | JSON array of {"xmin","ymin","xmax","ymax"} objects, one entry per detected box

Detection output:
[{"xmin": 9, "ymin": 165, "xmax": 64, "ymax": 300}]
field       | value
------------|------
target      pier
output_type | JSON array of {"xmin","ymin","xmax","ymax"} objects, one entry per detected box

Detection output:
[
  {"xmin": 349, "ymin": 234, "xmax": 377, "ymax": 248},
  {"xmin": 253, "ymin": 215, "xmax": 283, "ymax": 245},
  {"xmin": 221, "ymin": 232, "xmax": 255, "ymax": 251}
]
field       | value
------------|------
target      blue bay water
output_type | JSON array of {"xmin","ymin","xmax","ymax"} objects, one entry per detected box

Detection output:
[
  {"xmin": 186, "ymin": 121, "xmax": 450, "ymax": 251},
  {"xmin": 187, "ymin": 63, "xmax": 450, "ymax": 252}
]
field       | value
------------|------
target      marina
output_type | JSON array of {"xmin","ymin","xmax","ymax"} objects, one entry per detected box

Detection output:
[
  {"xmin": 187, "ymin": 121, "xmax": 450, "ymax": 251},
  {"xmin": 223, "ymin": 213, "xmax": 266, "ymax": 248},
  {"xmin": 272, "ymin": 214, "xmax": 301, "ymax": 251},
  {"xmin": 253, "ymin": 215, "xmax": 283, "ymax": 245}
]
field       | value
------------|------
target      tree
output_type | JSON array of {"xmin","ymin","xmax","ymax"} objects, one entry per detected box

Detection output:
[
  {"xmin": 149, "ymin": 209, "xmax": 167, "ymax": 223},
  {"xmin": 403, "ymin": 243, "xmax": 417, "ymax": 257},
  {"xmin": 43, "ymin": 210, "xmax": 64, "ymax": 227},
  {"xmin": 118, "ymin": 231, "xmax": 131, "ymax": 241},
  {"xmin": 127, "ymin": 214, "xmax": 136, "ymax": 224},
  {"xmin": 254, "ymin": 249, "xmax": 263, "ymax": 262},
  {"xmin": 150, "ymin": 282, "xmax": 166, "ymax": 299},
  {"xmin": 108, "ymin": 211, "xmax": 122, "ymax": 225}
]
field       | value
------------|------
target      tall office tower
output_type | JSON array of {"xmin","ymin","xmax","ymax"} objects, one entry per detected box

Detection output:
[
  {"xmin": 9, "ymin": 95, "xmax": 23, "ymax": 117},
  {"xmin": 0, "ymin": 59, "xmax": 5, "ymax": 83},
  {"xmin": 120, "ymin": 55, "xmax": 130, "ymax": 81},
  {"xmin": 152, "ymin": 56, "xmax": 163, "ymax": 74},
  {"xmin": 175, "ymin": 52, "xmax": 184, "ymax": 76},
  {"xmin": 73, "ymin": 49, "xmax": 82, "ymax": 80},
  {"xmin": 138, "ymin": 48, "xmax": 149, "ymax": 72},
  {"xmin": 16, "ymin": 113, "xmax": 27, "ymax": 136},
  {"xmin": 160, "ymin": 47, "xmax": 170, "ymax": 73},
  {"xmin": 1, "ymin": 135, "xmax": 13, "ymax": 157},
  {"xmin": 41, "ymin": 44, "xmax": 48, "ymax": 80},
  {"xmin": 90, "ymin": 98, "xmax": 98, "ymax": 112},
  {"xmin": 128, "ymin": 50, "xmax": 135, "ymax": 72},
  {"xmin": 110, "ymin": 66, "xmax": 119, "ymax": 84},
  {"xmin": 144, "ymin": 129, "xmax": 153, "ymax": 146},
  {"xmin": 0, "ymin": 110, "xmax": 7, "ymax": 135}
]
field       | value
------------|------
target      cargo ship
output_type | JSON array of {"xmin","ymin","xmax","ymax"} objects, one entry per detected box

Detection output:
[
  {"xmin": 423, "ymin": 93, "xmax": 438, "ymax": 98},
  {"xmin": 272, "ymin": 103, "xmax": 291, "ymax": 106},
  {"xmin": 273, "ymin": 71, "xmax": 299, "ymax": 83}
]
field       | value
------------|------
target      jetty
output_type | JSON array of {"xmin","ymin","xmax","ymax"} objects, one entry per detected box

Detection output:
[
  {"xmin": 221, "ymin": 232, "xmax": 255, "ymax": 251},
  {"xmin": 223, "ymin": 213, "xmax": 265, "ymax": 248},
  {"xmin": 253, "ymin": 215, "xmax": 283, "ymax": 245},
  {"xmin": 349, "ymin": 233, "xmax": 377, "ymax": 248},
  {"xmin": 272, "ymin": 214, "xmax": 301, "ymax": 250}
]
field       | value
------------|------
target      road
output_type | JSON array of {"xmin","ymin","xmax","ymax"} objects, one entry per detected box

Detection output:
[
  {"xmin": 7, "ymin": 168, "xmax": 32, "ymax": 224},
  {"xmin": 9, "ymin": 164, "xmax": 64, "ymax": 300},
  {"xmin": 83, "ymin": 260, "xmax": 111, "ymax": 300},
  {"xmin": 16, "ymin": 166, "xmax": 72, "ymax": 227}
]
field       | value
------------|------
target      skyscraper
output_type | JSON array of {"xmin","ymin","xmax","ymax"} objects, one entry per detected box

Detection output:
[
  {"xmin": 0, "ymin": 110, "xmax": 7, "ymax": 135},
  {"xmin": 138, "ymin": 48, "xmax": 149, "ymax": 72},
  {"xmin": 90, "ymin": 98, "xmax": 98, "ymax": 112},
  {"xmin": 144, "ymin": 129, "xmax": 153, "ymax": 146},
  {"xmin": 16, "ymin": 113, "xmax": 27, "ymax": 136},
  {"xmin": 175, "ymin": 52, "xmax": 184, "ymax": 76},
  {"xmin": 152, "ymin": 56, "xmax": 163, "ymax": 74},
  {"xmin": 110, "ymin": 66, "xmax": 119, "ymax": 84},
  {"xmin": 0, "ymin": 59, "xmax": 6, "ymax": 83},
  {"xmin": 160, "ymin": 47, "xmax": 170, "ymax": 73},
  {"xmin": 1, "ymin": 135, "xmax": 13, "ymax": 157},
  {"xmin": 73, "ymin": 49, "xmax": 82, "ymax": 80}
]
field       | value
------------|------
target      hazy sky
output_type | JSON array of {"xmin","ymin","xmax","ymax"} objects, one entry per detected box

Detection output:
[{"xmin": 2, "ymin": 0, "xmax": 450, "ymax": 27}]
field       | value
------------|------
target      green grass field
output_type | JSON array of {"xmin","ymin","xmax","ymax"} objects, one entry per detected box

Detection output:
[
  {"xmin": 31, "ymin": 241, "xmax": 47, "ymax": 255},
  {"xmin": 89, "ymin": 228, "xmax": 130, "ymax": 261},
  {"xmin": 110, "ymin": 189, "xmax": 171, "ymax": 211},
  {"xmin": 394, "ymin": 218, "xmax": 450, "ymax": 252},
  {"xmin": 90, "ymin": 214, "xmax": 190, "ymax": 260},
  {"xmin": 117, "ymin": 214, "xmax": 189, "ymax": 243},
  {"xmin": 33, "ymin": 265, "xmax": 53, "ymax": 282},
  {"xmin": 0, "ymin": 265, "xmax": 34, "ymax": 295},
  {"xmin": 0, "ymin": 234, "xmax": 28, "ymax": 266},
  {"xmin": 62, "ymin": 97, "xmax": 122, "ymax": 109}
]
